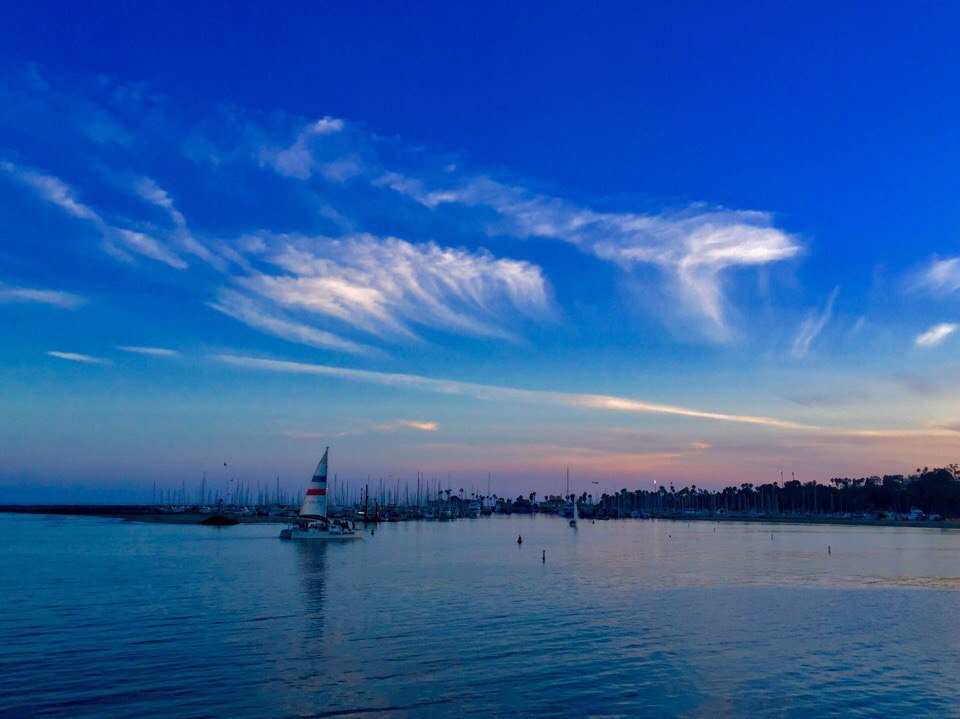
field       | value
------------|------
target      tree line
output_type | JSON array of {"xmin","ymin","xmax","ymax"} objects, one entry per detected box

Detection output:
[{"xmin": 591, "ymin": 465, "xmax": 960, "ymax": 518}]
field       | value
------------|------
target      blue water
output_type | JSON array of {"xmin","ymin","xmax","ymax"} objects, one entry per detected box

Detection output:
[{"xmin": 2, "ymin": 514, "xmax": 960, "ymax": 718}]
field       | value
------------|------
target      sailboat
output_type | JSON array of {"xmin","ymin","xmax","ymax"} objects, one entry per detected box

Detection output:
[{"xmin": 279, "ymin": 448, "xmax": 362, "ymax": 541}]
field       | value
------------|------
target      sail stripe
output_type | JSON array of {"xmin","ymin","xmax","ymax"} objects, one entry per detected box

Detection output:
[{"xmin": 306, "ymin": 488, "xmax": 326, "ymax": 496}]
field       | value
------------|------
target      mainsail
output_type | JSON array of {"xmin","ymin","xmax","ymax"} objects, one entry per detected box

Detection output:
[{"xmin": 299, "ymin": 447, "xmax": 328, "ymax": 519}]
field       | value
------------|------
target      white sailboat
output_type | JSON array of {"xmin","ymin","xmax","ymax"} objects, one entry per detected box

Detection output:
[{"xmin": 279, "ymin": 448, "xmax": 362, "ymax": 541}]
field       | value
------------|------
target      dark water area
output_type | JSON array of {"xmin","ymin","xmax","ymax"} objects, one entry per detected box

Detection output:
[{"xmin": 2, "ymin": 513, "xmax": 959, "ymax": 718}]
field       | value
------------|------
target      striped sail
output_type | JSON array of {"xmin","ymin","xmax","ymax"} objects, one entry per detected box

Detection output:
[{"xmin": 299, "ymin": 447, "xmax": 328, "ymax": 519}]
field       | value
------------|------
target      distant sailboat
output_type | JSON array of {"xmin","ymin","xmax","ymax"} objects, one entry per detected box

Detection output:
[{"xmin": 279, "ymin": 448, "xmax": 362, "ymax": 541}]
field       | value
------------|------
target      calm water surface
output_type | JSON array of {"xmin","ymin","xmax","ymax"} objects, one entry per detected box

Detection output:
[{"xmin": 2, "ymin": 514, "xmax": 960, "ymax": 718}]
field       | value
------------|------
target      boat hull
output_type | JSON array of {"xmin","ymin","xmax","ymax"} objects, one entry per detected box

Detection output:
[{"xmin": 279, "ymin": 527, "xmax": 362, "ymax": 541}]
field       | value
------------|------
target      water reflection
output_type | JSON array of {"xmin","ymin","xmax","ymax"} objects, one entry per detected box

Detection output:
[
  {"xmin": 293, "ymin": 541, "xmax": 329, "ymax": 615},
  {"xmin": 5, "ymin": 514, "xmax": 960, "ymax": 717}
]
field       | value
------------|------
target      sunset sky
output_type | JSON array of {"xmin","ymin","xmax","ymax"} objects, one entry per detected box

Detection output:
[{"xmin": 2, "ymin": 2, "xmax": 959, "ymax": 501}]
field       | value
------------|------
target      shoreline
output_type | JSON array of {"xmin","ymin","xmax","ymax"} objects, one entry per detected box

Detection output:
[
  {"xmin": 646, "ymin": 514, "xmax": 960, "ymax": 530},
  {"xmin": 1, "ymin": 505, "xmax": 958, "ymax": 530},
  {"xmin": 0, "ymin": 506, "xmax": 294, "ymax": 525}
]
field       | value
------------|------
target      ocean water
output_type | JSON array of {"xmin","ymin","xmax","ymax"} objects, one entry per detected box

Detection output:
[{"xmin": 2, "ymin": 513, "xmax": 960, "ymax": 718}]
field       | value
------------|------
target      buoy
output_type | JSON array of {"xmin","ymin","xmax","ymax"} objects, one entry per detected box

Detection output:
[{"xmin": 517, "ymin": 535, "xmax": 523, "ymax": 545}]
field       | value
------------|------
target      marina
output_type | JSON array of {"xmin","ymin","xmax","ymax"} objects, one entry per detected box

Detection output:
[{"xmin": 5, "ymin": 465, "xmax": 959, "ymax": 532}]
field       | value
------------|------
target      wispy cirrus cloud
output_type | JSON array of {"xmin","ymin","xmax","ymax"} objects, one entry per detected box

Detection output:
[
  {"xmin": 915, "ymin": 322, "xmax": 957, "ymax": 347},
  {"xmin": 0, "ymin": 285, "xmax": 86, "ymax": 308},
  {"xmin": 0, "ymin": 66, "xmax": 802, "ymax": 357},
  {"xmin": 1, "ymin": 71, "xmax": 557, "ymax": 354},
  {"xmin": 1, "ymin": 160, "xmax": 101, "ymax": 222},
  {"xmin": 259, "ymin": 117, "xmax": 359, "ymax": 181},
  {"xmin": 911, "ymin": 256, "xmax": 960, "ymax": 296},
  {"xmin": 791, "ymin": 285, "xmax": 840, "ymax": 357},
  {"xmin": 1, "ymin": 161, "xmax": 188, "ymax": 269},
  {"xmin": 215, "ymin": 353, "xmax": 818, "ymax": 430},
  {"xmin": 284, "ymin": 418, "xmax": 438, "ymax": 439},
  {"xmin": 217, "ymin": 354, "xmax": 960, "ymax": 439},
  {"xmin": 132, "ymin": 176, "xmax": 225, "ymax": 269},
  {"xmin": 397, "ymin": 419, "xmax": 438, "ymax": 431},
  {"xmin": 47, "ymin": 351, "xmax": 111, "ymax": 364},
  {"xmin": 232, "ymin": 232, "xmax": 553, "ymax": 343},
  {"xmin": 257, "ymin": 102, "xmax": 802, "ymax": 340},
  {"xmin": 375, "ymin": 173, "xmax": 801, "ymax": 338},
  {"xmin": 210, "ymin": 289, "xmax": 379, "ymax": 356},
  {"xmin": 115, "ymin": 346, "xmax": 179, "ymax": 357}
]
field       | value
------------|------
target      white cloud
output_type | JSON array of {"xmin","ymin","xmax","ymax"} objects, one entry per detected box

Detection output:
[
  {"xmin": 792, "ymin": 285, "xmax": 840, "ymax": 357},
  {"xmin": 134, "ymin": 176, "xmax": 183, "ymax": 222},
  {"xmin": 2, "ymin": 161, "xmax": 101, "ymax": 222},
  {"xmin": 215, "ymin": 353, "xmax": 817, "ymax": 430},
  {"xmin": 111, "ymin": 228, "xmax": 188, "ymax": 269},
  {"xmin": 115, "ymin": 346, "xmax": 179, "ymax": 357},
  {"xmin": 397, "ymin": 419, "xmax": 439, "ymax": 431},
  {"xmin": 47, "ymin": 351, "xmax": 111, "ymax": 364},
  {"xmin": 255, "ymin": 115, "xmax": 800, "ymax": 340},
  {"xmin": 1, "ymin": 70, "xmax": 803, "ymax": 356},
  {"xmin": 259, "ymin": 117, "xmax": 355, "ymax": 180},
  {"xmin": 8, "ymin": 154, "xmax": 556, "ymax": 353},
  {"xmin": 3, "ymin": 161, "xmax": 188, "ymax": 270},
  {"xmin": 210, "ymin": 289, "xmax": 379, "ymax": 356},
  {"xmin": 379, "ymin": 173, "xmax": 800, "ymax": 336},
  {"xmin": 284, "ymin": 418, "xmax": 438, "ymax": 439},
  {"xmin": 915, "ymin": 322, "xmax": 957, "ymax": 347},
  {"xmin": 0, "ymin": 286, "xmax": 86, "ymax": 308},
  {"xmin": 133, "ymin": 177, "xmax": 223, "ymax": 268},
  {"xmin": 234, "ymin": 233, "xmax": 553, "ymax": 342},
  {"xmin": 912, "ymin": 257, "xmax": 960, "ymax": 295},
  {"xmin": 218, "ymin": 354, "xmax": 960, "ymax": 439}
]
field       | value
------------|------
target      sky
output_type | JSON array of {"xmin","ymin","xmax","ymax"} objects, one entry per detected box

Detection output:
[{"xmin": 2, "ymin": 2, "xmax": 959, "ymax": 502}]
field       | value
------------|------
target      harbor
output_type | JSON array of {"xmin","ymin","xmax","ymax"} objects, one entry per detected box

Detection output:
[{"xmin": 5, "ymin": 460, "xmax": 959, "ymax": 532}]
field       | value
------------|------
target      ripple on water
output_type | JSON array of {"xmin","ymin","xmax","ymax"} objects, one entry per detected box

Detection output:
[{"xmin": 2, "ymin": 514, "xmax": 960, "ymax": 717}]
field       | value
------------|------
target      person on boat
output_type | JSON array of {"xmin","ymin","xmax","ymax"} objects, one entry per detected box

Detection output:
[{"xmin": 517, "ymin": 535, "xmax": 522, "ymax": 545}]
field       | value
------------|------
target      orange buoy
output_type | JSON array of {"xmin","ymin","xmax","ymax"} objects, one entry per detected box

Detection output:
[{"xmin": 517, "ymin": 535, "xmax": 523, "ymax": 545}]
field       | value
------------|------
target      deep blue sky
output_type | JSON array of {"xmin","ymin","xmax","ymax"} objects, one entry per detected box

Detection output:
[{"xmin": 1, "ymin": 2, "xmax": 959, "ymax": 501}]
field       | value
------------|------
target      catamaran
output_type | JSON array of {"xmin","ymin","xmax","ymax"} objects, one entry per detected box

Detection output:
[{"xmin": 279, "ymin": 448, "xmax": 362, "ymax": 541}]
